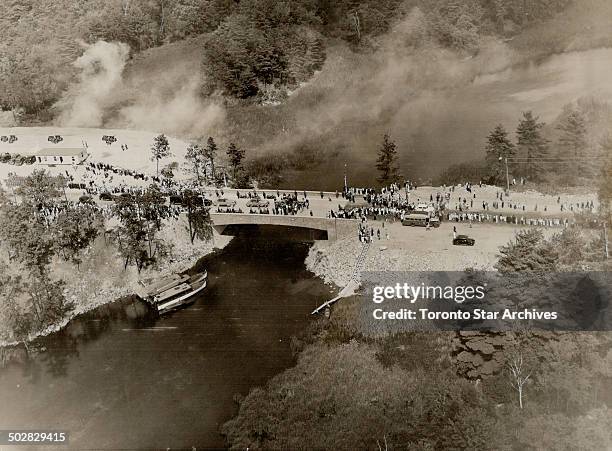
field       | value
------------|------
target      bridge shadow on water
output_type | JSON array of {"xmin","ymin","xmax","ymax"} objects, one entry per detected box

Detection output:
[{"xmin": 217, "ymin": 223, "xmax": 328, "ymax": 242}]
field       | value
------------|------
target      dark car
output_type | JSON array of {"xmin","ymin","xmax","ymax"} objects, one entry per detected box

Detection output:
[
  {"xmin": 453, "ymin": 235, "xmax": 475, "ymax": 246},
  {"xmin": 246, "ymin": 198, "xmax": 270, "ymax": 208},
  {"xmin": 169, "ymin": 195, "xmax": 184, "ymax": 205},
  {"xmin": 99, "ymin": 192, "xmax": 114, "ymax": 201},
  {"xmin": 118, "ymin": 193, "xmax": 132, "ymax": 200},
  {"xmin": 79, "ymin": 195, "xmax": 94, "ymax": 204}
]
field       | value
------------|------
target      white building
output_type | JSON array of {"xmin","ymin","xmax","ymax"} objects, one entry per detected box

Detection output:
[{"xmin": 36, "ymin": 147, "xmax": 88, "ymax": 165}]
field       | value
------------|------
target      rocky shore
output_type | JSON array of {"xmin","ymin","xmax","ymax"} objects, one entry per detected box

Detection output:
[
  {"xmin": 0, "ymin": 219, "xmax": 232, "ymax": 348},
  {"xmin": 305, "ymin": 221, "xmax": 508, "ymax": 290}
]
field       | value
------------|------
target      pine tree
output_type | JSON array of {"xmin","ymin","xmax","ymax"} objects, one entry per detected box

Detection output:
[
  {"xmin": 495, "ymin": 229, "xmax": 558, "ymax": 272},
  {"xmin": 150, "ymin": 134, "xmax": 171, "ymax": 177},
  {"xmin": 185, "ymin": 143, "xmax": 205, "ymax": 187},
  {"xmin": 226, "ymin": 142, "xmax": 245, "ymax": 180},
  {"xmin": 516, "ymin": 111, "xmax": 549, "ymax": 182},
  {"xmin": 556, "ymin": 108, "xmax": 587, "ymax": 178},
  {"xmin": 598, "ymin": 135, "xmax": 612, "ymax": 224},
  {"xmin": 376, "ymin": 134, "xmax": 400, "ymax": 185},
  {"xmin": 485, "ymin": 124, "xmax": 515, "ymax": 186},
  {"xmin": 205, "ymin": 136, "xmax": 218, "ymax": 181},
  {"xmin": 309, "ymin": 37, "xmax": 326, "ymax": 72}
]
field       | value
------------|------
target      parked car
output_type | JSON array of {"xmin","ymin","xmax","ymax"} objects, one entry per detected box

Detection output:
[
  {"xmin": 216, "ymin": 198, "xmax": 236, "ymax": 208},
  {"xmin": 453, "ymin": 235, "xmax": 475, "ymax": 246},
  {"xmin": 169, "ymin": 195, "xmax": 183, "ymax": 205},
  {"xmin": 246, "ymin": 198, "xmax": 269, "ymax": 208},
  {"xmin": 78, "ymin": 195, "xmax": 94, "ymax": 204},
  {"xmin": 118, "ymin": 193, "xmax": 132, "ymax": 200},
  {"xmin": 99, "ymin": 192, "xmax": 114, "ymax": 201}
]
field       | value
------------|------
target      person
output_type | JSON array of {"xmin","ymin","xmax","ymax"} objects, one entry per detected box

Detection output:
[{"xmin": 453, "ymin": 225, "xmax": 457, "ymax": 240}]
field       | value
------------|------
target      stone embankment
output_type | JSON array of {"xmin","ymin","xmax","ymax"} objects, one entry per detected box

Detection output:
[
  {"xmin": 306, "ymin": 232, "xmax": 497, "ymax": 289},
  {"xmin": 0, "ymin": 220, "xmax": 231, "ymax": 347}
]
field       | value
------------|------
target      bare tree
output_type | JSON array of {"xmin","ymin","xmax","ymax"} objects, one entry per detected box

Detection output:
[
  {"xmin": 351, "ymin": 11, "xmax": 361, "ymax": 42},
  {"xmin": 507, "ymin": 351, "xmax": 531, "ymax": 409},
  {"xmin": 121, "ymin": 0, "xmax": 131, "ymax": 16},
  {"xmin": 376, "ymin": 435, "xmax": 388, "ymax": 451}
]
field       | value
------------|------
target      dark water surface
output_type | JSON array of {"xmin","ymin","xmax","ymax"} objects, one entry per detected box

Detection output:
[{"xmin": 0, "ymin": 238, "xmax": 334, "ymax": 449}]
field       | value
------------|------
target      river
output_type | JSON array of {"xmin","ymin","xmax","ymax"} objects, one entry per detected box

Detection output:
[{"xmin": 0, "ymin": 238, "xmax": 334, "ymax": 449}]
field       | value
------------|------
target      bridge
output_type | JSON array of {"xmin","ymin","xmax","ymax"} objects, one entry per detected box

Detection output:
[
  {"xmin": 205, "ymin": 188, "xmax": 357, "ymax": 241},
  {"xmin": 210, "ymin": 213, "xmax": 358, "ymax": 241}
]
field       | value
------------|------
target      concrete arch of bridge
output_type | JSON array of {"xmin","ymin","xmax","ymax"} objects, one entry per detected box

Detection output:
[{"xmin": 214, "ymin": 223, "xmax": 329, "ymax": 241}]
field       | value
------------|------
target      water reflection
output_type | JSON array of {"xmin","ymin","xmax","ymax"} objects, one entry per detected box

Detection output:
[{"xmin": 0, "ymin": 238, "xmax": 329, "ymax": 449}]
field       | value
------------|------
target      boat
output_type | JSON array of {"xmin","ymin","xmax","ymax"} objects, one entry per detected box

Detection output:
[{"xmin": 139, "ymin": 270, "xmax": 208, "ymax": 314}]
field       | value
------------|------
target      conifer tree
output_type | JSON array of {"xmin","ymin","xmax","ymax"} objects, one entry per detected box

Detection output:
[
  {"xmin": 205, "ymin": 136, "xmax": 218, "ymax": 181},
  {"xmin": 556, "ymin": 108, "xmax": 587, "ymax": 177},
  {"xmin": 151, "ymin": 134, "xmax": 171, "ymax": 178},
  {"xmin": 516, "ymin": 111, "xmax": 549, "ymax": 182},
  {"xmin": 376, "ymin": 134, "xmax": 400, "ymax": 185},
  {"xmin": 226, "ymin": 142, "xmax": 245, "ymax": 180},
  {"xmin": 485, "ymin": 124, "xmax": 515, "ymax": 185}
]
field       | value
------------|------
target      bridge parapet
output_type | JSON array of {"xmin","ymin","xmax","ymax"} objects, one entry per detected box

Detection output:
[{"xmin": 210, "ymin": 213, "xmax": 357, "ymax": 241}]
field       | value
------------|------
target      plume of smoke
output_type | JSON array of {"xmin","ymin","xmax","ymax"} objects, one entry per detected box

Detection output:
[
  {"xmin": 115, "ymin": 75, "xmax": 225, "ymax": 138},
  {"xmin": 56, "ymin": 40, "xmax": 225, "ymax": 138},
  {"xmin": 57, "ymin": 41, "xmax": 130, "ymax": 127},
  {"xmin": 258, "ymin": 8, "xmax": 520, "ymax": 182}
]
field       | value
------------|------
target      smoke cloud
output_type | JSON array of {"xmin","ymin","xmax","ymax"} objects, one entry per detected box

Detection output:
[
  {"xmin": 250, "ymin": 7, "xmax": 612, "ymax": 187},
  {"xmin": 57, "ymin": 41, "xmax": 130, "ymax": 127},
  {"xmin": 56, "ymin": 40, "xmax": 225, "ymax": 138},
  {"xmin": 255, "ymin": 9, "xmax": 521, "ymax": 185}
]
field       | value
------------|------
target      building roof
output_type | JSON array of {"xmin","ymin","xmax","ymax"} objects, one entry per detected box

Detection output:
[{"xmin": 36, "ymin": 148, "xmax": 85, "ymax": 157}]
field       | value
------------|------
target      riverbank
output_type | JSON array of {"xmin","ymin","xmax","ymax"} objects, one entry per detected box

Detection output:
[
  {"xmin": 0, "ymin": 237, "xmax": 330, "ymax": 449},
  {"xmin": 305, "ymin": 221, "xmax": 543, "ymax": 288},
  {"xmin": 0, "ymin": 218, "xmax": 232, "ymax": 348}
]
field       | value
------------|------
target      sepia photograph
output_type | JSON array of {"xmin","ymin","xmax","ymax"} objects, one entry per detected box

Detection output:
[{"xmin": 0, "ymin": 0, "xmax": 611, "ymax": 449}]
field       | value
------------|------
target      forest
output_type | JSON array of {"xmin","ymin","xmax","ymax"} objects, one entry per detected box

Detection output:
[{"xmin": 0, "ymin": 0, "xmax": 575, "ymax": 116}]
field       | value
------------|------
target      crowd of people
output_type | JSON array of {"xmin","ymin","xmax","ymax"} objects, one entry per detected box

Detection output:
[
  {"xmin": 3, "ymin": 132, "xmax": 603, "ymax": 248},
  {"xmin": 446, "ymin": 211, "xmax": 571, "ymax": 227}
]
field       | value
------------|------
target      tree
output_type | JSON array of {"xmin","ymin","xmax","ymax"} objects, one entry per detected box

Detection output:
[
  {"xmin": 54, "ymin": 205, "xmax": 103, "ymax": 269},
  {"xmin": 0, "ymin": 202, "xmax": 55, "ymax": 275},
  {"xmin": 556, "ymin": 108, "xmax": 587, "ymax": 179},
  {"xmin": 376, "ymin": 134, "xmax": 400, "ymax": 185},
  {"xmin": 428, "ymin": 0, "xmax": 484, "ymax": 52},
  {"xmin": 516, "ymin": 111, "xmax": 549, "ymax": 182},
  {"xmin": 113, "ymin": 189, "xmax": 167, "ymax": 272},
  {"xmin": 141, "ymin": 184, "xmax": 167, "ymax": 232},
  {"xmin": 183, "ymin": 190, "xmax": 213, "ymax": 244},
  {"xmin": 205, "ymin": 136, "xmax": 218, "ymax": 181},
  {"xmin": 151, "ymin": 134, "xmax": 171, "ymax": 177},
  {"xmin": 0, "ymin": 265, "xmax": 31, "ymax": 345},
  {"xmin": 25, "ymin": 272, "xmax": 72, "ymax": 330},
  {"xmin": 13, "ymin": 170, "xmax": 62, "ymax": 206},
  {"xmin": 495, "ymin": 229, "xmax": 558, "ymax": 273},
  {"xmin": 226, "ymin": 142, "xmax": 245, "ymax": 180},
  {"xmin": 506, "ymin": 351, "xmax": 532, "ymax": 409},
  {"xmin": 185, "ymin": 142, "xmax": 205, "ymax": 186},
  {"xmin": 599, "ymin": 137, "xmax": 612, "ymax": 254},
  {"xmin": 485, "ymin": 124, "xmax": 515, "ymax": 185}
]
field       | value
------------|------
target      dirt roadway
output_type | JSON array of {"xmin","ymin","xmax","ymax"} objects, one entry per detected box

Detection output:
[
  {"xmin": 0, "ymin": 127, "xmax": 598, "ymax": 218},
  {"xmin": 306, "ymin": 221, "xmax": 559, "ymax": 288}
]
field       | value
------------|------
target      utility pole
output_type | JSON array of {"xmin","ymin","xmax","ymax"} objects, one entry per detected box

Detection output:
[
  {"xmin": 499, "ymin": 156, "xmax": 510, "ymax": 195},
  {"xmin": 505, "ymin": 156, "xmax": 510, "ymax": 194},
  {"xmin": 604, "ymin": 222, "xmax": 609, "ymax": 259},
  {"xmin": 343, "ymin": 163, "xmax": 348, "ymax": 192}
]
